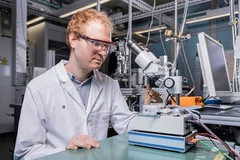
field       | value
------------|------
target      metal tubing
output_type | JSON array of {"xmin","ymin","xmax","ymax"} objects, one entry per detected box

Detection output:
[
  {"xmin": 230, "ymin": 0, "xmax": 238, "ymax": 92},
  {"xmin": 97, "ymin": 0, "xmax": 100, "ymax": 11},
  {"xmin": 174, "ymin": 0, "xmax": 178, "ymax": 36},
  {"xmin": 230, "ymin": 0, "xmax": 235, "ymax": 23},
  {"xmin": 175, "ymin": 70, "xmax": 180, "ymax": 105},
  {"xmin": 179, "ymin": 0, "xmax": 189, "ymax": 34},
  {"xmin": 128, "ymin": 0, "xmax": 132, "ymax": 88},
  {"xmin": 230, "ymin": 0, "xmax": 236, "ymax": 50},
  {"xmin": 12, "ymin": 0, "xmax": 27, "ymax": 86},
  {"xmin": 173, "ymin": 0, "xmax": 178, "ymax": 74},
  {"xmin": 239, "ymin": 0, "xmax": 240, "ymax": 35},
  {"xmin": 173, "ymin": 0, "xmax": 189, "ymax": 74}
]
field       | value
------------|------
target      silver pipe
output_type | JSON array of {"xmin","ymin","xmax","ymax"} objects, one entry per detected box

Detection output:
[
  {"xmin": 173, "ymin": 0, "xmax": 189, "ymax": 74},
  {"xmin": 174, "ymin": 0, "xmax": 178, "ymax": 36},
  {"xmin": 97, "ymin": 0, "xmax": 100, "ymax": 11},
  {"xmin": 175, "ymin": 70, "xmax": 180, "ymax": 105},
  {"xmin": 159, "ymin": 13, "xmax": 167, "ymax": 55},
  {"xmin": 173, "ymin": 0, "xmax": 178, "ymax": 74},
  {"xmin": 230, "ymin": 0, "xmax": 237, "ymax": 92},
  {"xmin": 239, "ymin": 0, "xmax": 240, "ymax": 35},
  {"xmin": 128, "ymin": 0, "xmax": 132, "ymax": 88},
  {"xmin": 230, "ymin": 0, "xmax": 235, "ymax": 23},
  {"xmin": 181, "ymin": 43, "xmax": 194, "ymax": 85},
  {"xmin": 230, "ymin": 0, "xmax": 236, "ymax": 49},
  {"xmin": 179, "ymin": 0, "xmax": 189, "ymax": 34}
]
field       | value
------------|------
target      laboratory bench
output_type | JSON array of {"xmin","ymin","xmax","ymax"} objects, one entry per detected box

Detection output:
[
  {"xmin": 37, "ymin": 133, "xmax": 232, "ymax": 160},
  {"xmin": 10, "ymin": 104, "xmax": 239, "ymax": 159}
]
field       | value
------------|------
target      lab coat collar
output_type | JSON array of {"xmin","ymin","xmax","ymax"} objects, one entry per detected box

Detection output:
[
  {"xmin": 55, "ymin": 60, "xmax": 104, "ymax": 84},
  {"xmin": 55, "ymin": 60, "xmax": 85, "ymax": 112},
  {"xmin": 55, "ymin": 60, "xmax": 103, "ymax": 114}
]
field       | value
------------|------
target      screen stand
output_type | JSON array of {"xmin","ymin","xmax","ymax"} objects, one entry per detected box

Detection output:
[{"xmin": 204, "ymin": 97, "xmax": 233, "ymax": 110}]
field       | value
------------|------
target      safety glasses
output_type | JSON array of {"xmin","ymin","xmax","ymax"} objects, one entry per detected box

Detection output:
[{"xmin": 79, "ymin": 34, "xmax": 117, "ymax": 54}]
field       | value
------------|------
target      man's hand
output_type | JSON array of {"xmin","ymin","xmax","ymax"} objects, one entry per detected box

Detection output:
[
  {"xmin": 66, "ymin": 135, "xmax": 100, "ymax": 150},
  {"xmin": 144, "ymin": 84, "xmax": 163, "ymax": 105}
]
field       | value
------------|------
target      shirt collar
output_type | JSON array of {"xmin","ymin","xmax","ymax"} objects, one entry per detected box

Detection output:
[
  {"xmin": 67, "ymin": 71, "xmax": 93, "ymax": 85},
  {"xmin": 55, "ymin": 60, "xmax": 104, "ymax": 84}
]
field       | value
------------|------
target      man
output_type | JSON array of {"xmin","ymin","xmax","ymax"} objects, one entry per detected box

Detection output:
[{"xmin": 14, "ymin": 9, "xmax": 161, "ymax": 160}]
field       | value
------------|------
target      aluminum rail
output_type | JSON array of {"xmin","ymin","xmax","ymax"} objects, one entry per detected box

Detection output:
[
  {"xmin": 121, "ymin": 0, "xmax": 185, "ymax": 31},
  {"xmin": 0, "ymin": 0, "xmax": 69, "ymax": 24},
  {"xmin": 0, "ymin": 0, "xmax": 211, "ymax": 26},
  {"xmin": 112, "ymin": 0, "xmax": 211, "ymax": 25},
  {"xmin": 128, "ymin": 0, "xmax": 133, "ymax": 88}
]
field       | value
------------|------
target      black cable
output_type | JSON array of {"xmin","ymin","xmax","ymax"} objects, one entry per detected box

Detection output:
[
  {"xmin": 186, "ymin": 119, "xmax": 199, "ymax": 124},
  {"xmin": 165, "ymin": 94, "xmax": 170, "ymax": 105},
  {"xmin": 203, "ymin": 94, "xmax": 210, "ymax": 103},
  {"xmin": 187, "ymin": 119, "xmax": 236, "ymax": 158},
  {"xmin": 208, "ymin": 137, "xmax": 222, "ymax": 152},
  {"xmin": 201, "ymin": 134, "xmax": 231, "ymax": 159},
  {"xmin": 200, "ymin": 134, "xmax": 235, "ymax": 159},
  {"xmin": 166, "ymin": 89, "xmax": 176, "ymax": 104},
  {"xmin": 191, "ymin": 110, "xmax": 201, "ymax": 119},
  {"xmin": 197, "ymin": 122, "xmax": 236, "ymax": 158}
]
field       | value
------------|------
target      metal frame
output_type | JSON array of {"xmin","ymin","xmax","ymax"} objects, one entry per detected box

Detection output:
[
  {"xmin": 12, "ymin": 0, "xmax": 27, "ymax": 86},
  {"xmin": 55, "ymin": 0, "xmax": 95, "ymax": 17},
  {"xmin": 0, "ymin": 0, "xmax": 211, "ymax": 26},
  {"xmin": 112, "ymin": 0, "xmax": 211, "ymax": 25},
  {"xmin": 128, "ymin": 0, "xmax": 132, "ymax": 88},
  {"xmin": 200, "ymin": 115, "xmax": 240, "ymax": 127},
  {"xmin": 120, "ymin": 88, "xmax": 146, "ymax": 96},
  {"xmin": 121, "ymin": 0, "xmax": 182, "ymax": 30},
  {"xmin": 0, "ymin": 0, "xmax": 69, "ymax": 24}
]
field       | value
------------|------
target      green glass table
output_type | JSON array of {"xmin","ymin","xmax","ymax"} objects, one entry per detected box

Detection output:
[{"xmin": 38, "ymin": 133, "xmax": 231, "ymax": 160}]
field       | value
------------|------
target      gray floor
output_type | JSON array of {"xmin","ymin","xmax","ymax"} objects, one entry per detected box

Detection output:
[{"xmin": 0, "ymin": 132, "xmax": 14, "ymax": 160}]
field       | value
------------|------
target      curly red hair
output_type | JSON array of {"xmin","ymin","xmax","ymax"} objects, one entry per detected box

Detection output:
[{"xmin": 66, "ymin": 9, "xmax": 113, "ymax": 47}]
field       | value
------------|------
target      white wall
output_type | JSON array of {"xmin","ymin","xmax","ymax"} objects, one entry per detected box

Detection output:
[
  {"xmin": 27, "ymin": 22, "xmax": 66, "ymax": 68},
  {"xmin": 47, "ymin": 23, "xmax": 66, "ymax": 42},
  {"xmin": 27, "ymin": 22, "xmax": 47, "ymax": 67}
]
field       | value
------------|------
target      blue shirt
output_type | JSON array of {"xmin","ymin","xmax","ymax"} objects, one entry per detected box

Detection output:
[{"xmin": 67, "ymin": 72, "xmax": 92, "ymax": 108}]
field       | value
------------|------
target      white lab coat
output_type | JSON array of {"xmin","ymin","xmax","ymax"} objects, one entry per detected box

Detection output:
[{"xmin": 14, "ymin": 60, "xmax": 136, "ymax": 160}]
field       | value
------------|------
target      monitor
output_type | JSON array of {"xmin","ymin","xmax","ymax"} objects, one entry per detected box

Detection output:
[{"xmin": 197, "ymin": 32, "xmax": 232, "ymax": 97}]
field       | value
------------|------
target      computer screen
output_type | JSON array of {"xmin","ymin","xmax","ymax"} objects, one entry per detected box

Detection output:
[{"xmin": 197, "ymin": 32, "xmax": 232, "ymax": 97}]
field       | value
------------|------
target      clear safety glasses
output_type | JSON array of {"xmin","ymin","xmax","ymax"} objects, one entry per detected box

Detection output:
[{"xmin": 79, "ymin": 34, "xmax": 117, "ymax": 54}]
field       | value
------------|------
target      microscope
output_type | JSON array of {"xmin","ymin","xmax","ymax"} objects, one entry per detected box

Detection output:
[
  {"xmin": 127, "ymin": 40, "xmax": 197, "ymax": 153},
  {"xmin": 127, "ymin": 40, "xmax": 182, "ymax": 102}
]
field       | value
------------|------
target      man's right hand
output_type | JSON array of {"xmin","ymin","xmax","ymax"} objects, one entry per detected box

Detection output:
[
  {"xmin": 144, "ymin": 84, "xmax": 162, "ymax": 105},
  {"xmin": 65, "ymin": 135, "xmax": 100, "ymax": 150}
]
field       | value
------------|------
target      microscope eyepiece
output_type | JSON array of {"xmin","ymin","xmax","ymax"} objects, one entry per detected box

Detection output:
[
  {"xmin": 127, "ymin": 39, "xmax": 144, "ymax": 55},
  {"xmin": 127, "ymin": 39, "xmax": 136, "ymax": 48}
]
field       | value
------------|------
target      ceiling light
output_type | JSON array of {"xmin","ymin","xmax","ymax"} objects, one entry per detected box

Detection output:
[
  {"xmin": 135, "ymin": 26, "xmax": 167, "ymax": 35},
  {"xmin": 59, "ymin": 0, "xmax": 110, "ymax": 18},
  {"xmin": 27, "ymin": 16, "xmax": 45, "ymax": 25}
]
